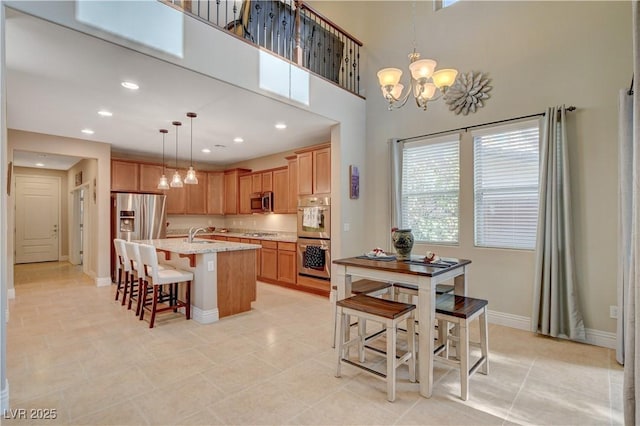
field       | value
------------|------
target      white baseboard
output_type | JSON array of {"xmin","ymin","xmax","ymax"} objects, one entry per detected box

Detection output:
[
  {"xmin": 191, "ymin": 306, "xmax": 219, "ymax": 324},
  {"xmin": 488, "ymin": 309, "xmax": 616, "ymax": 349},
  {"xmin": 1, "ymin": 379, "xmax": 8, "ymax": 416},
  {"xmin": 7, "ymin": 289, "xmax": 15, "ymax": 300},
  {"xmin": 95, "ymin": 276, "xmax": 112, "ymax": 287}
]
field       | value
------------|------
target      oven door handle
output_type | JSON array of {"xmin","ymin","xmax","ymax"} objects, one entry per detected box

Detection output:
[{"xmin": 299, "ymin": 244, "xmax": 329, "ymax": 250}]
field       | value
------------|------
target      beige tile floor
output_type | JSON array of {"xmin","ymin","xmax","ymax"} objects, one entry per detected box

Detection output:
[{"xmin": 4, "ymin": 261, "xmax": 623, "ymax": 425}]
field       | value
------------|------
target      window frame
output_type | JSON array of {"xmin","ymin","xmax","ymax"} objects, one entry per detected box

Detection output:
[
  {"xmin": 400, "ymin": 134, "xmax": 461, "ymax": 245},
  {"xmin": 472, "ymin": 119, "xmax": 542, "ymax": 250}
]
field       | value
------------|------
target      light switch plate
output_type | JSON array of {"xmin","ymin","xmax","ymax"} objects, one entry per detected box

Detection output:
[{"xmin": 207, "ymin": 261, "xmax": 214, "ymax": 271}]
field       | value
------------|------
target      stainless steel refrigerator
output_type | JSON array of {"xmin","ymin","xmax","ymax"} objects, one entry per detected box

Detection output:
[{"xmin": 111, "ymin": 192, "xmax": 167, "ymax": 280}]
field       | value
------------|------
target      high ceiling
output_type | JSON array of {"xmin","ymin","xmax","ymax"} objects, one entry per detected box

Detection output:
[{"xmin": 5, "ymin": 8, "xmax": 336, "ymax": 170}]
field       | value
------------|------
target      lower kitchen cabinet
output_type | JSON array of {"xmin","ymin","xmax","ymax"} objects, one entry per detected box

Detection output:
[
  {"xmin": 250, "ymin": 239, "xmax": 262, "ymax": 277},
  {"xmin": 277, "ymin": 242, "xmax": 296, "ymax": 284},
  {"xmin": 260, "ymin": 240, "xmax": 278, "ymax": 281}
]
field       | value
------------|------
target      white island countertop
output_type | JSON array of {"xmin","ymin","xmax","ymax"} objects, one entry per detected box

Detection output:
[{"xmin": 136, "ymin": 238, "xmax": 261, "ymax": 255}]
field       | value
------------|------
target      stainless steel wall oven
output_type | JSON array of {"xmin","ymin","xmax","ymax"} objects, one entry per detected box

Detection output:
[{"xmin": 297, "ymin": 194, "xmax": 330, "ymax": 280}]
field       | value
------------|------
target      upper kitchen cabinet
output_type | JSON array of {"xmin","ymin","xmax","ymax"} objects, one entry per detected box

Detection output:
[
  {"xmin": 111, "ymin": 160, "xmax": 139, "ymax": 192},
  {"xmin": 239, "ymin": 174, "xmax": 252, "ymax": 214},
  {"xmin": 224, "ymin": 168, "xmax": 251, "ymax": 215},
  {"xmin": 164, "ymin": 167, "xmax": 187, "ymax": 214},
  {"xmin": 185, "ymin": 170, "xmax": 208, "ymax": 214},
  {"xmin": 262, "ymin": 171, "xmax": 273, "ymax": 192},
  {"xmin": 296, "ymin": 143, "xmax": 331, "ymax": 195},
  {"xmin": 206, "ymin": 171, "xmax": 225, "ymax": 215},
  {"xmin": 272, "ymin": 167, "xmax": 288, "ymax": 214},
  {"xmin": 286, "ymin": 155, "xmax": 298, "ymax": 213},
  {"xmin": 139, "ymin": 163, "xmax": 164, "ymax": 193}
]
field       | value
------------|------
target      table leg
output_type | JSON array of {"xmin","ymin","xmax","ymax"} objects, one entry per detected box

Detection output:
[{"xmin": 417, "ymin": 278, "xmax": 435, "ymax": 398}]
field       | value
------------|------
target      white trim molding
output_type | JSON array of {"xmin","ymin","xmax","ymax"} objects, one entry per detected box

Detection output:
[
  {"xmin": 7, "ymin": 289, "xmax": 14, "ymax": 300},
  {"xmin": 191, "ymin": 306, "xmax": 219, "ymax": 324},
  {"xmin": 95, "ymin": 276, "xmax": 112, "ymax": 287},
  {"xmin": 488, "ymin": 309, "xmax": 616, "ymax": 349},
  {"xmin": 1, "ymin": 379, "xmax": 8, "ymax": 416}
]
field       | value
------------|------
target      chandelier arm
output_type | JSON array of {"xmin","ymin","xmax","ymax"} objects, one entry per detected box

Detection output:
[{"xmin": 386, "ymin": 84, "xmax": 412, "ymax": 110}]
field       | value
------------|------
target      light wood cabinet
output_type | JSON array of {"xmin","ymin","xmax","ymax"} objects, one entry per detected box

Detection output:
[
  {"xmin": 224, "ymin": 169, "xmax": 250, "ymax": 215},
  {"xmin": 286, "ymin": 156, "xmax": 298, "ymax": 213},
  {"xmin": 139, "ymin": 164, "xmax": 163, "ymax": 193},
  {"xmin": 185, "ymin": 170, "xmax": 207, "ymax": 214},
  {"xmin": 164, "ymin": 167, "xmax": 187, "ymax": 214},
  {"xmin": 262, "ymin": 171, "xmax": 273, "ymax": 192},
  {"xmin": 206, "ymin": 171, "xmax": 225, "ymax": 215},
  {"xmin": 297, "ymin": 151, "xmax": 313, "ymax": 195},
  {"xmin": 251, "ymin": 174, "xmax": 262, "ymax": 194},
  {"xmin": 251, "ymin": 239, "xmax": 262, "ymax": 277},
  {"xmin": 111, "ymin": 160, "xmax": 139, "ymax": 192},
  {"xmin": 260, "ymin": 240, "xmax": 278, "ymax": 280},
  {"xmin": 272, "ymin": 167, "xmax": 288, "ymax": 214},
  {"xmin": 277, "ymin": 242, "xmax": 297, "ymax": 284},
  {"xmin": 295, "ymin": 144, "xmax": 331, "ymax": 196},
  {"xmin": 313, "ymin": 147, "xmax": 331, "ymax": 194},
  {"xmin": 213, "ymin": 236, "xmax": 227, "ymax": 241},
  {"xmin": 226, "ymin": 236, "xmax": 241, "ymax": 242},
  {"xmin": 239, "ymin": 175, "xmax": 252, "ymax": 214}
]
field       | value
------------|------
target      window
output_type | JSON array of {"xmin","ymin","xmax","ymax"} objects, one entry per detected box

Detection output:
[
  {"xmin": 473, "ymin": 120, "xmax": 540, "ymax": 249},
  {"xmin": 434, "ymin": 0, "xmax": 459, "ymax": 10},
  {"xmin": 401, "ymin": 137, "xmax": 460, "ymax": 244}
]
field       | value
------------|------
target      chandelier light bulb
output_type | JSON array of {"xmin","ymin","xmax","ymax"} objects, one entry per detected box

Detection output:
[
  {"xmin": 157, "ymin": 175, "xmax": 170, "ymax": 190},
  {"xmin": 184, "ymin": 166, "xmax": 198, "ymax": 184},
  {"xmin": 170, "ymin": 170, "xmax": 184, "ymax": 188},
  {"xmin": 409, "ymin": 59, "xmax": 437, "ymax": 81},
  {"xmin": 377, "ymin": 68, "xmax": 403, "ymax": 87},
  {"xmin": 432, "ymin": 69, "xmax": 459, "ymax": 90}
]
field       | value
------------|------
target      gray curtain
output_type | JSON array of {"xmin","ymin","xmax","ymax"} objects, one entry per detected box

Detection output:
[
  {"xmin": 531, "ymin": 106, "xmax": 586, "ymax": 341},
  {"xmin": 389, "ymin": 138, "xmax": 403, "ymax": 229},
  {"xmin": 618, "ymin": 90, "xmax": 633, "ymax": 365},
  {"xmin": 623, "ymin": 3, "xmax": 640, "ymax": 424}
]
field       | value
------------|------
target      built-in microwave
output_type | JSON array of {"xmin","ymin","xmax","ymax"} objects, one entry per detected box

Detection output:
[{"xmin": 250, "ymin": 191, "xmax": 273, "ymax": 213}]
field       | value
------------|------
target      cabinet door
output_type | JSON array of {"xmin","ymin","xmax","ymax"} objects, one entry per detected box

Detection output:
[
  {"xmin": 224, "ymin": 171, "xmax": 239, "ymax": 215},
  {"xmin": 239, "ymin": 175, "xmax": 252, "ymax": 214},
  {"xmin": 139, "ymin": 164, "xmax": 163, "ymax": 193},
  {"xmin": 251, "ymin": 239, "xmax": 262, "ymax": 277},
  {"xmin": 287, "ymin": 157, "xmax": 298, "ymax": 213},
  {"xmin": 206, "ymin": 171, "xmax": 225, "ymax": 215},
  {"xmin": 186, "ymin": 170, "xmax": 207, "ymax": 214},
  {"xmin": 261, "ymin": 247, "xmax": 278, "ymax": 280},
  {"xmin": 313, "ymin": 147, "xmax": 331, "ymax": 194},
  {"xmin": 272, "ymin": 168, "xmax": 288, "ymax": 214},
  {"xmin": 277, "ymin": 249, "xmax": 297, "ymax": 284},
  {"xmin": 251, "ymin": 173, "xmax": 262, "ymax": 194},
  {"xmin": 213, "ymin": 236, "xmax": 227, "ymax": 241},
  {"xmin": 297, "ymin": 152, "xmax": 313, "ymax": 195},
  {"xmin": 262, "ymin": 171, "xmax": 273, "ymax": 192},
  {"xmin": 226, "ymin": 237, "xmax": 241, "ymax": 242},
  {"xmin": 164, "ymin": 167, "xmax": 186, "ymax": 214},
  {"xmin": 111, "ymin": 160, "xmax": 139, "ymax": 192}
]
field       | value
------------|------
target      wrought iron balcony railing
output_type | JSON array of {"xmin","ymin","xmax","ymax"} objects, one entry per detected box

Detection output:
[{"xmin": 165, "ymin": 0, "xmax": 362, "ymax": 97}]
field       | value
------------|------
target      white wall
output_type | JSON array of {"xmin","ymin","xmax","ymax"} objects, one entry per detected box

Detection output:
[
  {"xmin": 8, "ymin": 130, "xmax": 111, "ymax": 286},
  {"xmin": 311, "ymin": 0, "xmax": 631, "ymax": 339}
]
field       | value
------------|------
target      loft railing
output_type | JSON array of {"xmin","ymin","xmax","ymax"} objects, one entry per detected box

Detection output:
[{"xmin": 165, "ymin": 0, "xmax": 362, "ymax": 96}]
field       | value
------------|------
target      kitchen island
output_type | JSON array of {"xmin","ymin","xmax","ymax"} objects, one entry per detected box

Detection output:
[{"xmin": 137, "ymin": 238, "xmax": 261, "ymax": 324}]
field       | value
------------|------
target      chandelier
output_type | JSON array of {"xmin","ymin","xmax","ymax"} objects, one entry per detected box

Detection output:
[{"xmin": 376, "ymin": 2, "xmax": 458, "ymax": 111}]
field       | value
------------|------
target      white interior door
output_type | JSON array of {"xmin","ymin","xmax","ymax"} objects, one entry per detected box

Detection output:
[{"xmin": 15, "ymin": 175, "xmax": 60, "ymax": 263}]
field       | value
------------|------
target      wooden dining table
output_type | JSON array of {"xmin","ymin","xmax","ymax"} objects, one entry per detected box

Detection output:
[{"xmin": 332, "ymin": 255, "xmax": 471, "ymax": 398}]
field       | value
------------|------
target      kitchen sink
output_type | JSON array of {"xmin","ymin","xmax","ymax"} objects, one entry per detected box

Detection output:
[
  {"xmin": 184, "ymin": 239, "xmax": 217, "ymax": 244},
  {"xmin": 243, "ymin": 232, "xmax": 277, "ymax": 237}
]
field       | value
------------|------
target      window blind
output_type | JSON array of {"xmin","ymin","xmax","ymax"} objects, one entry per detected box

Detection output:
[
  {"xmin": 473, "ymin": 121, "xmax": 540, "ymax": 249},
  {"xmin": 401, "ymin": 138, "xmax": 459, "ymax": 244}
]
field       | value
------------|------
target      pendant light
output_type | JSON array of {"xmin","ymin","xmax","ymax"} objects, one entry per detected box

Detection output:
[
  {"xmin": 157, "ymin": 129, "xmax": 170, "ymax": 190},
  {"xmin": 170, "ymin": 121, "xmax": 183, "ymax": 188},
  {"xmin": 184, "ymin": 112, "xmax": 198, "ymax": 184}
]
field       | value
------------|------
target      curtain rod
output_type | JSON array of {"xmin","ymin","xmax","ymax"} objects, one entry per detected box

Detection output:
[{"xmin": 398, "ymin": 106, "xmax": 577, "ymax": 143}]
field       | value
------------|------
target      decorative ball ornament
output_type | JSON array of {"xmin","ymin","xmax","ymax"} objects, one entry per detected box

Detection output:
[{"xmin": 444, "ymin": 71, "xmax": 492, "ymax": 115}]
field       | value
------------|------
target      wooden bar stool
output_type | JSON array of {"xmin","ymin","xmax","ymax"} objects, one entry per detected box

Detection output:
[
  {"xmin": 137, "ymin": 243, "xmax": 193, "ymax": 329},
  {"xmin": 113, "ymin": 239, "xmax": 131, "ymax": 305},
  {"xmin": 331, "ymin": 279, "xmax": 393, "ymax": 348},
  {"xmin": 335, "ymin": 294, "xmax": 416, "ymax": 402},
  {"xmin": 434, "ymin": 293, "xmax": 489, "ymax": 400}
]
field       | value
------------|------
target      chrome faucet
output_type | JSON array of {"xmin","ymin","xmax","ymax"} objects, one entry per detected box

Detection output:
[{"xmin": 187, "ymin": 227, "xmax": 207, "ymax": 243}]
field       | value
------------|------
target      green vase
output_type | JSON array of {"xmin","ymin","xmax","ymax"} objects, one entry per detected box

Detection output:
[{"xmin": 392, "ymin": 229, "xmax": 414, "ymax": 261}]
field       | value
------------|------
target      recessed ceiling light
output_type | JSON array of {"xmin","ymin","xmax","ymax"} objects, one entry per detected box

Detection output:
[
  {"xmin": 275, "ymin": 123, "xmax": 287, "ymax": 130},
  {"xmin": 81, "ymin": 129, "xmax": 95, "ymax": 135},
  {"xmin": 201, "ymin": 148, "xmax": 211, "ymax": 154},
  {"xmin": 98, "ymin": 110, "xmax": 113, "ymax": 117},
  {"xmin": 121, "ymin": 81, "xmax": 139, "ymax": 90},
  {"xmin": 35, "ymin": 163, "xmax": 45, "ymax": 167},
  {"xmin": 233, "ymin": 137, "xmax": 244, "ymax": 143}
]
